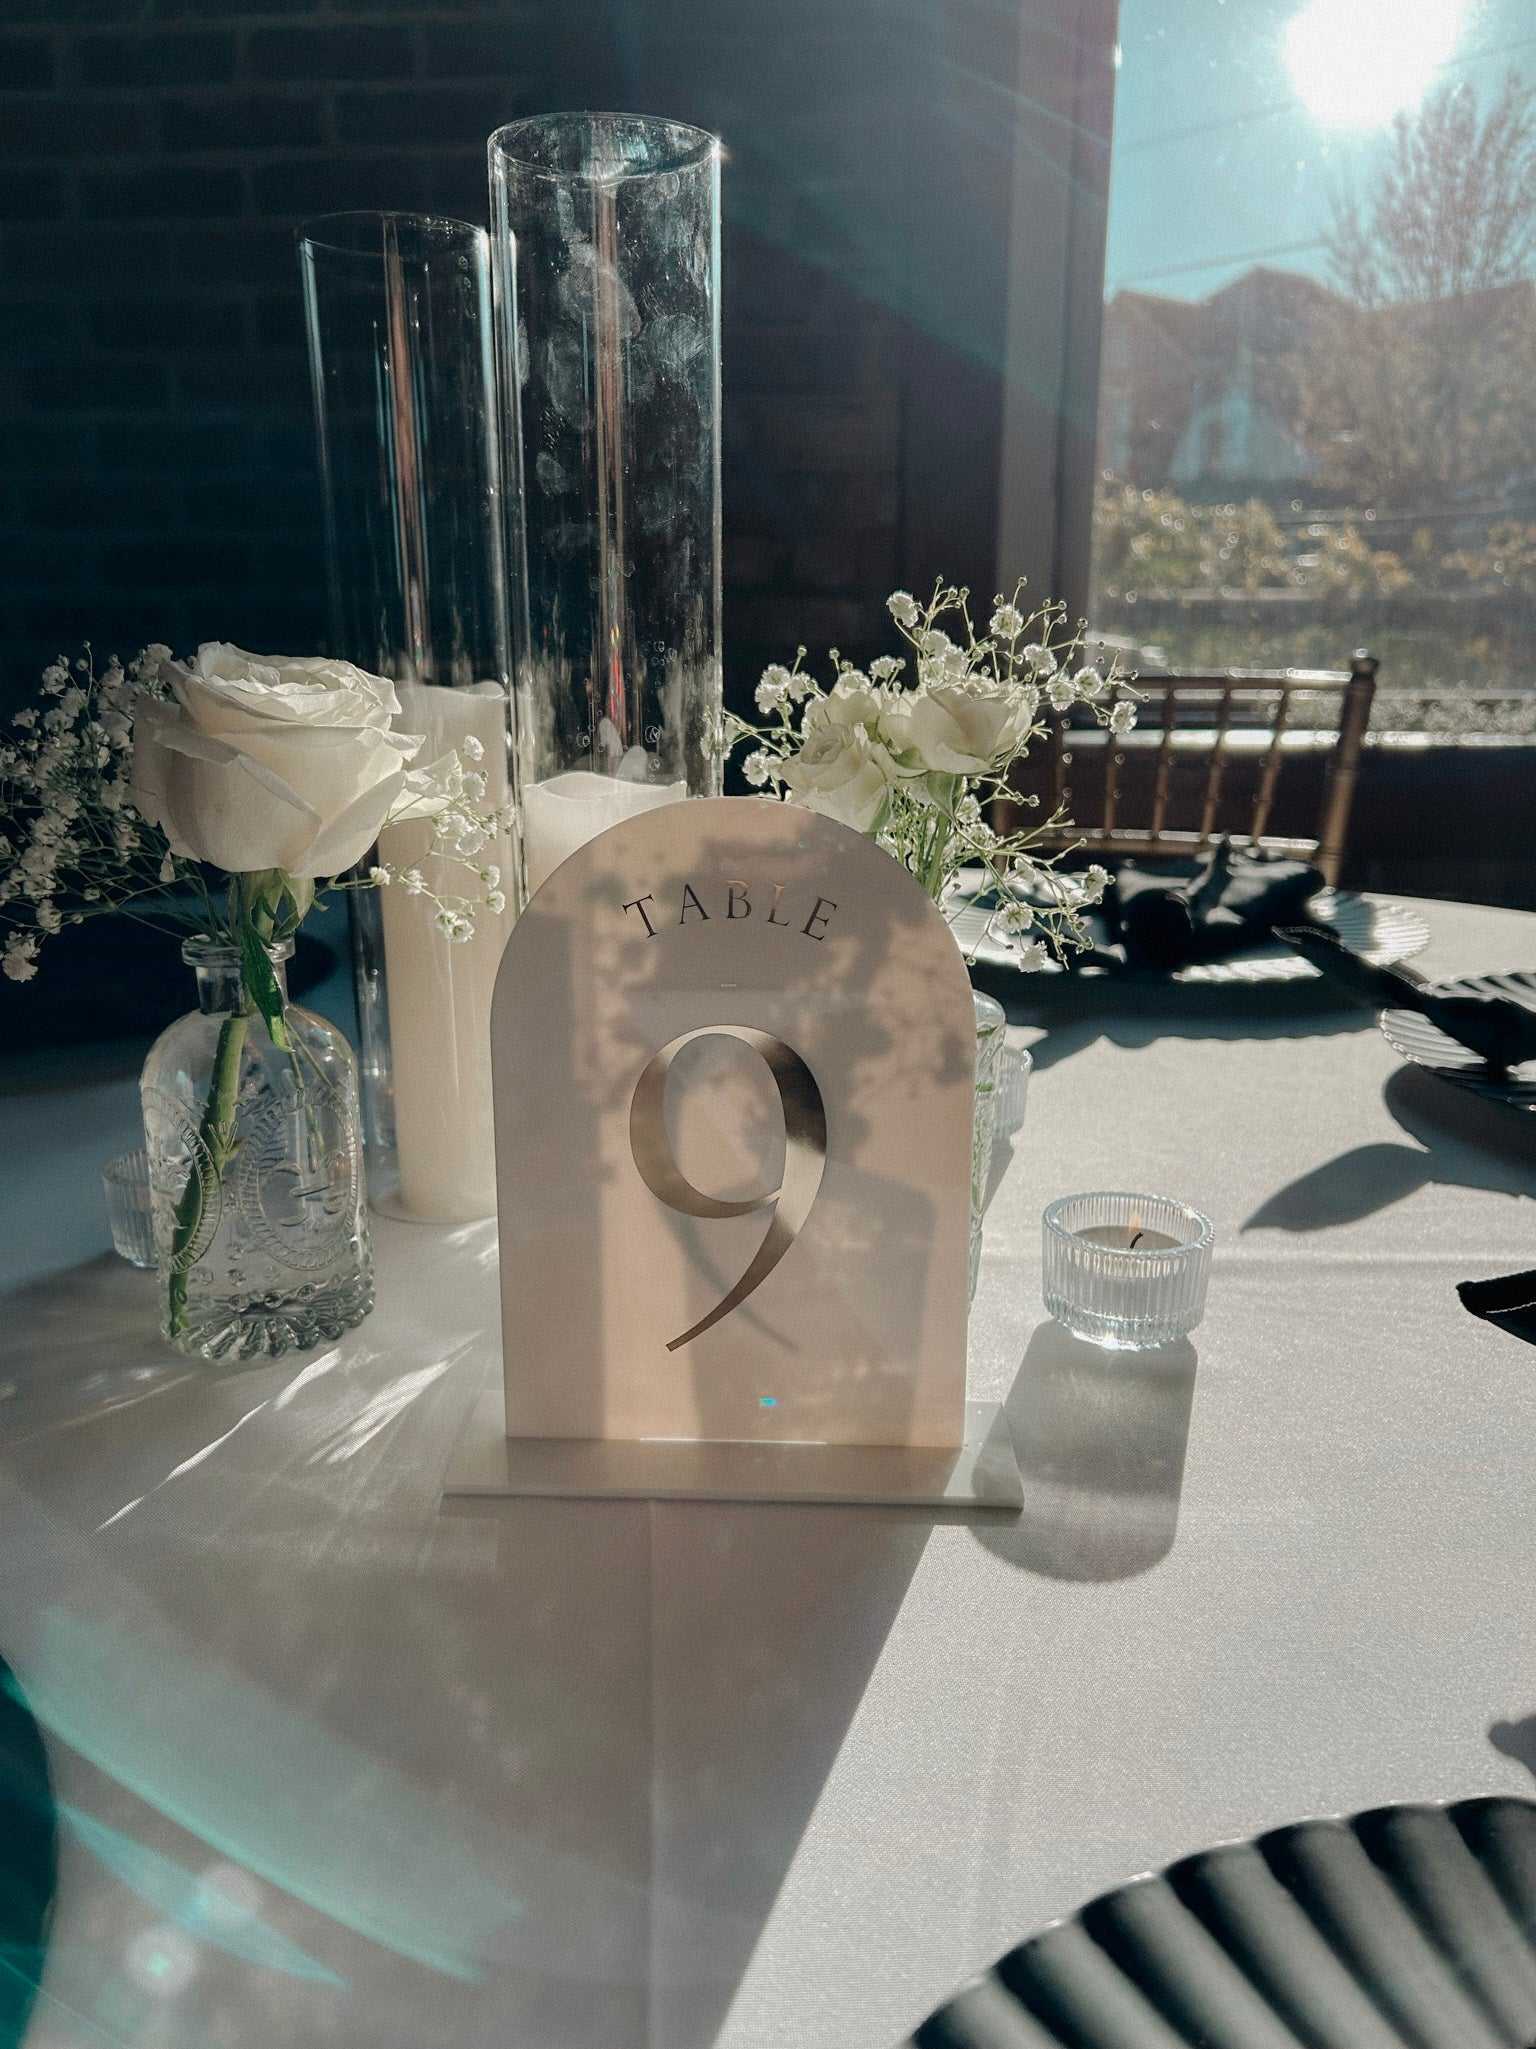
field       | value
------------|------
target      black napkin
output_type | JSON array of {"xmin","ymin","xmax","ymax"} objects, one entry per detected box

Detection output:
[
  {"xmin": 1276, "ymin": 926, "xmax": 1536, "ymax": 1071},
  {"xmin": 1095, "ymin": 841, "xmax": 1325, "ymax": 971},
  {"xmin": 1458, "ymin": 1270, "xmax": 1536, "ymax": 1347}
]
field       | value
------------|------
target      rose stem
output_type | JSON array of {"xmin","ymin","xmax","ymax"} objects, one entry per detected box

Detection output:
[{"xmin": 166, "ymin": 1001, "xmax": 251, "ymax": 1340}]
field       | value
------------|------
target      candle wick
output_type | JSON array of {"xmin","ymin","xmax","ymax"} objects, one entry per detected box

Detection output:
[{"xmin": 1128, "ymin": 1229, "xmax": 1146, "ymax": 1251}]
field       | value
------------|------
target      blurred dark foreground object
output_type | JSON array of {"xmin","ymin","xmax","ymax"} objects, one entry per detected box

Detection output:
[
  {"xmin": 1278, "ymin": 924, "xmax": 1536, "ymax": 1072},
  {"xmin": 0, "ymin": 919, "xmax": 337, "ymax": 1058},
  {"xmin": 1459, "ymin": 1269, "xmax": 1536, "ymax": 1348},
  {"xmin": 0, "ymin": 1658, "xmax": 56, "ymax": 2047}
]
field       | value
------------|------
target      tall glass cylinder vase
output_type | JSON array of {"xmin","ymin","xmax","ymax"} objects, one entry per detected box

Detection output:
[
  {"xmin": 489, "ymin": 114, "xmax": 722, "ymax": 894},
  {"xmin": 299, "ymin": 211, "xmax": 526, "ymax": 1223}
]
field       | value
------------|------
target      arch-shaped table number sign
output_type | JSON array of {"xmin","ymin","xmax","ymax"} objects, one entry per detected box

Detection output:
[{"xmin": 442, "ymin": 799, "xmax": 1023, "ymax": 1509}]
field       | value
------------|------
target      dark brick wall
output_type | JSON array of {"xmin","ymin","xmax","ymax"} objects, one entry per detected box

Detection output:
[{"xmin": 0, "ymin": 0, "xmax": 1025, "ymax": 717}]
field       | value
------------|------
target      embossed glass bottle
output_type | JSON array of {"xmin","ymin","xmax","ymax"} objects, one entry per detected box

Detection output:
[{"xmin": 141, "ymin": 939, "xmax": 374, "ymax": 1360}]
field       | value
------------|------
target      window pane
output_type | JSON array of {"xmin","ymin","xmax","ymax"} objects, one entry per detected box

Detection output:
[{"xmin": 1089, "ymin": 0, "xmax": 1536, "ymax": 728}]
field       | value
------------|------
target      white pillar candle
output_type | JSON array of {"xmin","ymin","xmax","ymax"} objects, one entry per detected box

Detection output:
[
  {"xmin": 522, "ymin": 770, "xmax": 687, "ymax": 898},
  {"xmin": 377, "ymin": 681, "xmax": 514, "ymax": 1222}
]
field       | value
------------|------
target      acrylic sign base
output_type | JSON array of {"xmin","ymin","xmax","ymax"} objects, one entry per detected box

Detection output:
[{"xmin": 442, "ymin": 1385, "xmax": 1023, "ymax": 1511}]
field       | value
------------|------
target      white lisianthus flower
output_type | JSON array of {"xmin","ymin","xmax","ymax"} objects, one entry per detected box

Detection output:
[
  {"xmin": 1109, "ymin": 698, "xmax": 1137, "ymax": 736},
  {"xmin": 780, "ymin": 722, "xmax": 900, "ymax": 833},
  {"xmin": 886, "ymin": 590, "xmax": 920, "ymax": 628},
  {"xmin": 1021, "ymin": 643, "xmax": 1058, "ymax": 679},
  {"xmin": 884, "ymin": 679, "xmax": 1033, "ymax": 776},
  {"xmin": 990, "ymin": 603, "xmax": 1024, "ymax": 638},
  {"xmin": 129, "ymin": 643, "xmax": 448, "ymax": 879}
]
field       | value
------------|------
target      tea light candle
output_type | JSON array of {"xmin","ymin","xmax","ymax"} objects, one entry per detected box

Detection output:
[
  {"xmin": 1073, "ymin": 1219, "xmax": 1181, "ymax": 1253},
  {"xmin": 1042, "ymin": 1192, "xmax": 1213, "ymax": 1350}
]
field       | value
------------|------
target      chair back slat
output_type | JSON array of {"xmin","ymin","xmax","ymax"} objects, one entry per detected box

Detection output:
[
  {"xmin": 1316, "ymin": 653, "xmax": 1378, "ymax": 885},
  {"xmin": 1250, "ymin": 687, "xmax": 1292, "ymax": 843},
  {"xmin": 1102, "ymin": 731, "xmax": 1122, "ymax": 833},
  {"xmin": 1197, "ymin": 686, "xmax": 1236, "ymax": 843},
  {"xmin": 1149, "ymin": 689, "xmax": 1178, "ymax": 842}
]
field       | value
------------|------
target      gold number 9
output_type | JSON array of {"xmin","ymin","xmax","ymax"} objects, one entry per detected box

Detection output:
[{"xmin": 629, "ymin": 1027, "xmax": 827, "ymax": 1351}]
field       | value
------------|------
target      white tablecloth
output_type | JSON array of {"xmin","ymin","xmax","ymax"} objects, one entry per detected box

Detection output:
[{"xmin": 3, "ymin": 895, "xmax": 1535, "ymax": 2049}]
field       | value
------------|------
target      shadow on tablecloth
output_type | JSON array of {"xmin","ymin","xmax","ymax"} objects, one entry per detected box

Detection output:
[
  {"xmin": 1490, "ymin": 1714, "xmax": 1536, "ymax": 1783},
  {"xmin": 1243, "ymin": 1062, "xmax": 1536, "ymax": 1233},
  {"xmin": 972, "ymin": 1321, "xmax": 1197, "ymax": 1585},
  {"xmin": 969, "ymin": 967, "xmax": 1372, "ymax": 1077}
]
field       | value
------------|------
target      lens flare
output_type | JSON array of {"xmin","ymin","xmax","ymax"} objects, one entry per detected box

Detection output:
[{"xmin": 1284, "ymin": 0, "xmax": 1466, "ymax": 127}]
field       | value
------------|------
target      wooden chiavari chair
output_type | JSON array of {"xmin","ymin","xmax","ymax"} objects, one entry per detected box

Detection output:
[{"xmin": 1022, "ymin": 651, "xmax": 1378, "ymax": 887}]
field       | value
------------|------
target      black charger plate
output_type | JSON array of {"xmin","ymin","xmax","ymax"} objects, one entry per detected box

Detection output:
[
  {"xmin": 906, "ymin": 1796, "xmax": 1536, "ymax": 2048},
  {"xmin": 1380, "ymin": 970, "xmax": 1536, "ymax": 1110}
]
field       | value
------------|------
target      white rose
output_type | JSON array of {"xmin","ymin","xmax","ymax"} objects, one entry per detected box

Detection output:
[
  {"xmin": 130, "ymin": 644, "xmax": 450, "ymax": 878},
  {"xmin": 883, "ymin": 680, "xmax": 1033, "ymax": 776},
  {"xmin": 781, "ymin": 722, "xmax": 899, "ymax": 833}
]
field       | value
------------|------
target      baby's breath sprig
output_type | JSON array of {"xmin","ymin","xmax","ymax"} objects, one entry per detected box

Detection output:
[
  {"xmin": 0, "ymin": 644, "xmax": 216, "ymax": 982},
  {"xmin": 0, "ymin": 644, "xmax": 507, "ymax": 984},
  {"xmin": 728, "ymin": 577, "xmax": 1140, "ymax": 968}
]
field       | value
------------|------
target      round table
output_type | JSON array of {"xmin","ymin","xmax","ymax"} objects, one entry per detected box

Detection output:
[{"xmin": 3, "ymin": 895, "xmax": 1535, "ymax": 2049}]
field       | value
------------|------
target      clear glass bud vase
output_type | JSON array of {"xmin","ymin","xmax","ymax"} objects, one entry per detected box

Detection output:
[
  {"xmin": 141, "ymin": 938, "xmax": 374, "ymax": 1360},
  {"xmin": 489, "ymin": 113, "xmax": 723, "ymax": 894}
]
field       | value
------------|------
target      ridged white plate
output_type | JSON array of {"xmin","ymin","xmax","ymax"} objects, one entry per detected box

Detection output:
[
  {"xmin": 1380, "ymin": 971, "xmax": 1536, "ymax": 1110},
  {"xmin": 906, "ymin": 1796, "xmax": 1536, "ymax": 2048},
  {"xmin": 952, "ymin": 886, "xmax": 1428, "ymax": 985}
]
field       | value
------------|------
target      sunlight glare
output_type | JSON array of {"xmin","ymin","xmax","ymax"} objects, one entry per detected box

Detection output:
[{"xmin": 1284, "ymin": 0, "xmax": 1466, "ymax": 128}]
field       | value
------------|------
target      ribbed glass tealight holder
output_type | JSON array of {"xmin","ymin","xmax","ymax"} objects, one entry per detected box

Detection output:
[{"xmin": 1042, "ymin": 1192, "xmax": 1213, "ymax": 1350}]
